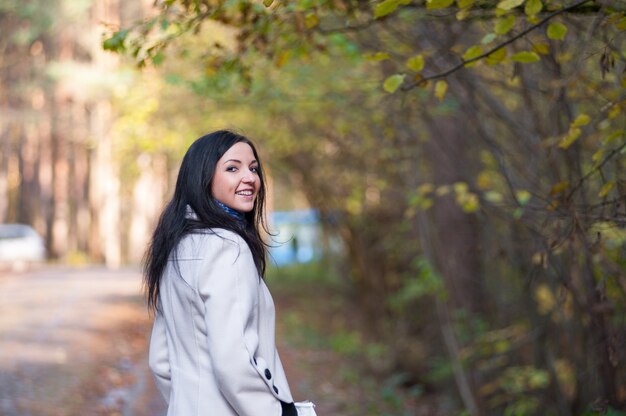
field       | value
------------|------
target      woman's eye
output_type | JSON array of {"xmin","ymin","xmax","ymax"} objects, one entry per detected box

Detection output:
[
  {"xmin": 226, "ymin": 166, "xmax": 237, "ymax": 172},
  {"xmin": 250, "ymin": 166, "xmax": 259, "ymax": 173}
]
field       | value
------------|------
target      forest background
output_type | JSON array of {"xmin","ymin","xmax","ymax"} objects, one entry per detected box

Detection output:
[{"xmin": 1, "ymin": 0, "xmax": 625, "ymax": 414}]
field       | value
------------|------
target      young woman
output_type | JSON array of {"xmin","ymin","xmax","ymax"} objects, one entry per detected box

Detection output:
[{"xmin": 144, "ymin": 130, "xmax": 298, "ymax": 416}]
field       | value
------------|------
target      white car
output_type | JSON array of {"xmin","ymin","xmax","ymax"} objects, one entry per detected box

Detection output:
[{"xmin": 0, "ymin": 224, "xmax": 47, "ymax": 266}]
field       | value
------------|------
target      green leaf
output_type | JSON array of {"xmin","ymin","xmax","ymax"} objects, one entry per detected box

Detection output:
[
  {"xmin": 547, "ymin": 22, "xmax": 567, "ymax": 40},
  {"xmin": 375, "ymin": 0, "xmax": 400, "ymax": 17},
  {"xmin": 102, "ymin": 29, "xmax": 128, "ymax": 52},
  {"xmin": 151, "ymin": 51, "xmax": 165, "ymax": 65},
  {"xmin": 497, "ymin": 0, "xmax": 524, "ymax": 10},
  {"xmin": 406, "ymin": 54, "xmax": 425, "ymax": 72},
  {"xmin": 494, "ymin": 15, "xmax": 516, "ymax": 35},
  {"xmin": 481, "ymin": 33, "xmax": 497, "ymax": 44},
  {"xmin": 486, "ymin": 47, "xmax": 507, "ymax": 65},
  {"xmin": 524, "ymin": 0, "xmax": 542, "ymax": 16},
  {"xmin": 572, "ymin": 114, "xmax": 591, "ymax": 127},
  {"xmin": 616, "ymin": 17, "xmax": 626, "ymax": 31},
  {"xmin": 510, "ymin": 51, "xmax": 540, "ymax": 63},
  {"xmin": 383, "ymin": 74, "xmax": 406, "ymax": 93},
  {"xmin": 426, "ymin": 0, "xmax": 455, "ymax": 9},
  {"xmin": 463, "ymin": 45, "xmax": 483, "ymax": 66},
  {"xmin": 435, "ymin": 80, "xmax": 448, "ymax": 101},
  {"xmin": 263, "ymin": 0, "xmax": 274, "ymax": 7}
]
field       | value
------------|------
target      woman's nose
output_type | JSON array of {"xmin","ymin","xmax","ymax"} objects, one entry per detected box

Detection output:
[{"xmin": 241, "ymin": 172, "xmax": 255, "ymax": 183}]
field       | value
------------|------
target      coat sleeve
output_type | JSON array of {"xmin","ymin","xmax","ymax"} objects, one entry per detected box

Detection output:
[
  {"xmin": 148, "ymin": 310, "xmax": 172, "ymax": 403},
  {"xmin": 197, "ymin": 233, "xmax": 282, "ymax": 416}
]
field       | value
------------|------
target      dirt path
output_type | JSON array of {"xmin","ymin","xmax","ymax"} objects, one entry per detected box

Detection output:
[
  {"xmin": 0, "ymin": 266, "xmax": 434, "ymax": 416},
  {"xmin": 0, "ymin": 266, "xmax": 162, "ymax": 416}
]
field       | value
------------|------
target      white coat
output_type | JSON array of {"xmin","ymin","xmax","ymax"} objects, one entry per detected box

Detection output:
[{"xmin": 148, "ymin": 228, "xmax": 294, "ymax": 415}]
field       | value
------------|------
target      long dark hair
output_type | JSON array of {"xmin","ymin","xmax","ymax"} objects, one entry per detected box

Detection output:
[{"xmin": 143, "ymin": 130, "xmax": 269, "ymax": 312}]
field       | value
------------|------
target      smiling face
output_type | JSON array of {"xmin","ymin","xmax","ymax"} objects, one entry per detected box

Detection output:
[{"xmin": 211, "ymin": 142, "xmax": 261, "ymax": 213}]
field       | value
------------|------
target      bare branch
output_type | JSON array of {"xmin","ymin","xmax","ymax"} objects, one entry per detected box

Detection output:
[{"xmin": 567, "ymin": 142, "xmax": 626, "ymax": 200}]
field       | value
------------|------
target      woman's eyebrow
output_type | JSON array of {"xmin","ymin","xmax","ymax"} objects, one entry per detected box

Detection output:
[{"xmin": 222, "ymin": 159, "xmax": 258, "ymax": 165}]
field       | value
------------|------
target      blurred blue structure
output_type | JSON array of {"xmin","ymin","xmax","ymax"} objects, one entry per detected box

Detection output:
[{"xmin": 269, "ymin": 209, "xmax": 321, "ymax": 266}]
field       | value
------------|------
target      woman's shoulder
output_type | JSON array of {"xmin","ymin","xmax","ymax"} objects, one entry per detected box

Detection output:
[{"xmin": 176, "ymin": 228, "xmax": 247, "ymax": 257}]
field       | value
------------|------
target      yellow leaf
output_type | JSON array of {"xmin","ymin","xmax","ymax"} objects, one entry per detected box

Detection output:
[
  {"xmin": 463, "ymin": 45, "xmax": 483, "ymax": 67},
  {"xmin": 558, "ymin": 127, "xmax": 581, "ymax": 149},
  {"xmin": 510, "ymin": 51, "xmax": 540, "ymax": 63},
  {"xmin": 606, "ymin": 12, "xmax": 623, "ymax": 25},
  {"xmin": 572, "ymin": 114, "xmax": 591, "ymax": 127},
  {"xmin": 524, "ymin": 0, "xmax": 542, "ymax": 16},
  {"xmin": 456, "ymin": 7, "xmax": 470, "ymax": 20},
  {"xmin": 527, "ymin": 14, "xmax": 540, "ymax": 24},
  {"xmin": 615, "ymin": 16, "xmax": 626, "ymax": 31},
  {"xmin": 494, "ymin": 15, "xmax": 516, "ymax": 35},
  {"xmin": 497, "ymin": 0, "xmax": 524, "ymax": 10},
  {"xmin": 454, "ymin": 182, "xmax": 469, "ymax": 194},
  {"xmin": 435, "ymin": 80, "xmax": 448, "ymax": 101},
  {"xmin": 547, "ymin": 200, "xmax": 559, "ymax": 211},
  {"xmin": 275, "ymin": 50, "xmax": 291, "ymax": 68},
  {"xmin": 599, "ymin": 181, "xmax": 615, "ymax": 198},
  {"xmin": 383, "ymin": 74, "xmax": 406, "ymax": 93},
  {"xmin": 535, "ymin": 284, "xmax": 555, "ymax": 315},
  {"xmin": 420, "ymin": 199, "xmax": 434, "ymax": 210},
  {"xmin": 457, "ymin": 0, "xmax": 475, "ymax": 8},
  {"xmin": 532, "ymin": 43, "xmax": 550, "ymax": 55},
  {"xmin": 436, "ymin": 185, "xmax": 450, "ymax": 196},
  {"xmin": 556, "ymin": 51, "xmax": 573, "ymax": 62},
  {"xmin": 550, "ymin": 181, "xmax": 570, "ymax": 196},
  {"xmin": 495, "ymin": 7, "xmax": 508, "ymax": 17},
  {"xmin": 263, "ymin": 0, "xmax": 274, "ymax": 7},
  {"xmin": 427, "ymin": 0, "xmax": 455, "ymax": 9},
  {"xmin": 418, "ymin": 183, "xmax": 435, "ymax": 194},
  {"xmin": 592, "ymin": 148, "xmax": 604, "ymax": 163},
  {"xmin": 516, "ymin": 190, "xmax": 531, "ymax": 205},
  {"xmin": 486, "ymin": 47, "xmax": 507, "ymax": 65},
  {"xmin": 605, "ymin": 129, "xmax": 624, "ymax": 144},
  {"xmin": 547, "ymin": 22, "xmax": 567, "ymax": 40},
  {"xmin": 374, "ymin": 0, "xmax": 400, "ymax": 18},
  {"xmin": 364, "ymin": 52, "xmax": 391, "ymax": 61},
  {"xmin": 476, "ymin": 171, "xmax": 494, "ymax": 190},
  {"xmin": 608, "ymin": 104, "xmax": 623, "ymax": 119},
  {"xmin": 406, "ymin": 54, "xmax": 425, "ymax": 72},
  {"xmin": 304, "ymin": 13, "xmax": 319, "ymax": 29},
  {"xmin": 460, "ymin": 193, "xmax": 480, "ymax": 212},
  {"xmin": 484, "ymin": 191, "xmax": 503, "ymax": 203}
]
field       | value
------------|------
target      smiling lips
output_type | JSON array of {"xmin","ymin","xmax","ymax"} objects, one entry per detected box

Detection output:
[{"xmin": 236, "ymin": 189, "xmax": 255, "ymax": 198}]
